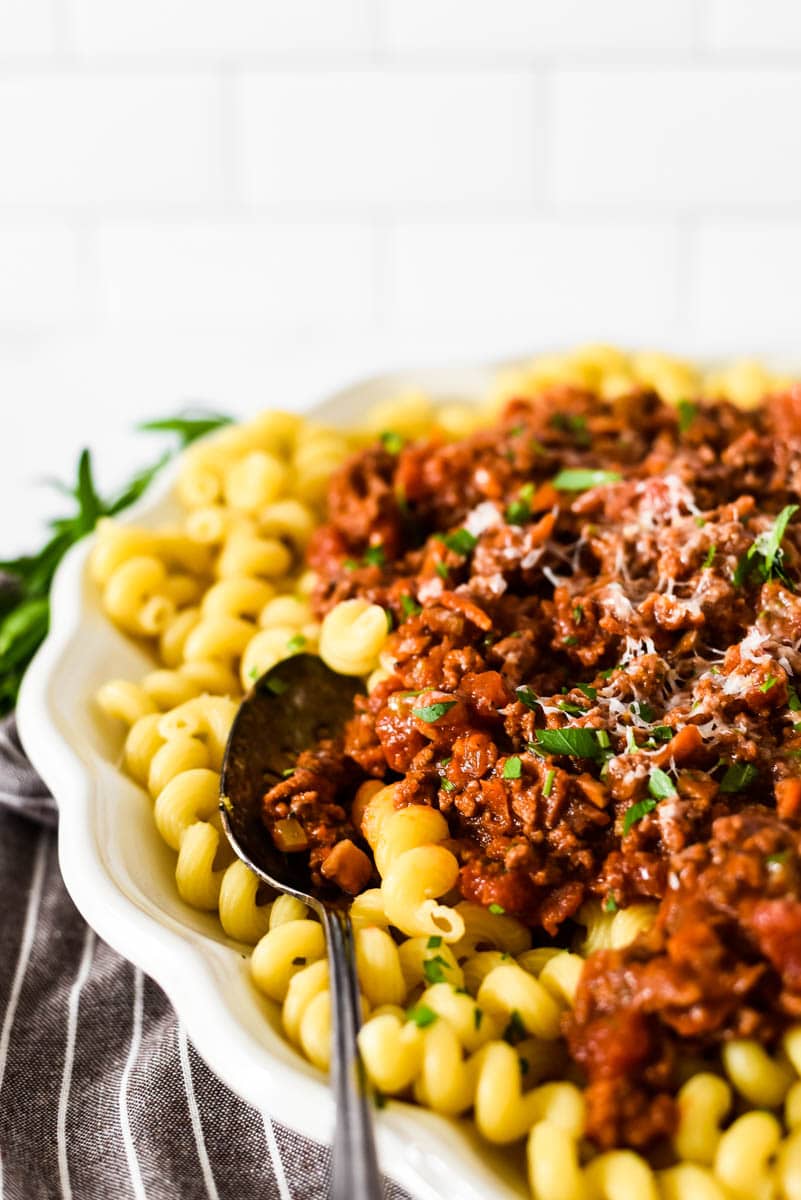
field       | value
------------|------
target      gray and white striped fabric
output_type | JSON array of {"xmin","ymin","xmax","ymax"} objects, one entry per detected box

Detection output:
[{"xmin": 0, "ymin": 716, "xmax": 410, "ymax": 1200}]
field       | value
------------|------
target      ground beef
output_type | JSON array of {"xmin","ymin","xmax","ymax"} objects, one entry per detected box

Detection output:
[
  {"xmin": 565, "ymin": 808, "xmax": 801, "ymax": 1148},
  {"xmin": 266, "ymin": 382, "xmax": 801, "ymax": 1147}
]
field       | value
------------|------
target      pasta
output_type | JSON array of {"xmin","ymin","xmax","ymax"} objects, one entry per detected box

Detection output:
[{"xmin": 93, "ymin": 348, "xmax": 801, "ymax": 1199}]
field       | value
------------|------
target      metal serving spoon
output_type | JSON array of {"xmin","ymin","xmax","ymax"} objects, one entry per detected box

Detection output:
[{"xmin": 219, "ymin": 654, "xmax": 382, "ymax": 1200}]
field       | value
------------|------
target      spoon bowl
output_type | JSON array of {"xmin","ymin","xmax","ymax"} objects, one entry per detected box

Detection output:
[{"xmin": 219, "ymin": 654, "xmax": 383, "ymax": 1200}]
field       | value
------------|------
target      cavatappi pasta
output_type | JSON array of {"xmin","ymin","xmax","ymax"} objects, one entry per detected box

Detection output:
[{"xmin": 94, "ymin": 349, "xmax": 801, "ymax": 1199}]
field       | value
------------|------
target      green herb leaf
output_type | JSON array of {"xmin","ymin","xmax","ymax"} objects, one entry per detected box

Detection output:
[
  {"xmin": 719, "ymin": 762, "xmax": 759, "ymax": 794},
  {"xmin": 789, "ymin": 688, "xmax": 801, "ymax": 712},
  {"xmin": 400, "ymin": 593, "xmax": 421, "ymax": 619},
  {"xmin": 648, "ymin": 766, "xmax": 677, "ymax": 800},
  {"xmin": 533, "ymin": 728, "xmax": 604, "ymax": 758},
  {"xmin": 413, "ymin": 700, "xmax": 457, "ymax": 723},
  {"xmin": 623, "ymin": 797, "xmax": 658, "ymax": 835},
  {"xmin": 735, "ymin": 504, "xmax": 799, "ymax": 588},
  {"xmin": 503, "ymin": 1010, "xmax": 526, "ymax": 1045},
  {"xmin": 542, "ymin": 768, "xmax": 555, "ymax": 798},
  {"xmin": 265, "ymin": 676, "xmax": 288, "ymax": 696},
  {"xmin": 138, "ymin": 411, "xmax": 233, "ymax": 447},
  {"xmin": 363, "ymin": 544, "xmax": 386, "ymax": 567},
  {"xmin": 502, "ymin": 757, "xmax": 522, "ymax": 780},
  {"xmin": 435, "ymin": 561, "xmax": 450, "ymax": 580},
  {"xmin": 549, "ymin": 412, "xmax": 590, "ymax": 447},
  {"xmin": 576, "ymin": 684, "xmax": 597, "ymax": 700},
  {"xmin": 516, "ymin": 686, "xmax": 539, "ymax": 711},
  {"xmin": 505, "ymin": 498, "xmax": 531, "ymax": 526},
  {"xmin": 407, "ymin": 1003, "xmax": 438, "ymax": 1028},
  {"xmin": 488, "ymin": 903, "xmax": 505, "ymax": 915},
  {"xmin": 422, "ymin": 956, "xmax": 450, "ymax": 985},
  {"xmin": 677, "ymin": 399, "xmax": 697, "ymax": 433},
  {"xmin": 552, "ymin": 468, "xmax": 622, "ymax": 492},
  {"xmin": 441, "ymin": 779, "xmax": 455, "ymax": 792},
  {"xmin": 286, "ymin": 633, "xmax": 306, "ymax": 654},
  {"xmin": 473, "ymin": 1008, "xmax": 483, "ymax": 1030},
  {"xmin": 703, "ymin": 544, "xmax": 716, "ymax": 569},
  {"xmin": 603, "ymin": 895, "xmax": 618, "ymax": 914},
  {"xmin": 766, "ymin": 849, "xmax": 790, "ymax": 867},
  {"xmin": 380, "ymin": 430, "xmax": 405, "ymax": 455},
  {"xmin": 760, "ymin": 675, "xmax": 778, "ymax": 693},
  {"xmin": 442, "ymin": 528, "xmax": 478, "ymax": 556}
]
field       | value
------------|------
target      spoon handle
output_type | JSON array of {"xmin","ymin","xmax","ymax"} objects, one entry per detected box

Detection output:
[{"xmin": 321, "ymin": 906, "xmax": 383, "ymax": 1200}]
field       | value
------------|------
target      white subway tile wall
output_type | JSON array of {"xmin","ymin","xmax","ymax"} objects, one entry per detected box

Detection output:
[{"xmin": 0, "ymin": 0, "xmax": 799, "ymax": 352}]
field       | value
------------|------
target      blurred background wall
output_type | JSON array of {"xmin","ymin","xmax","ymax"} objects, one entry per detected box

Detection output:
[{"xmin": 0, "ymin": 0, "xmax": 799, "ymax": 542}]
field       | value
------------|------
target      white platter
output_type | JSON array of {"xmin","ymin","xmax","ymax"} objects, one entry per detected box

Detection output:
[{"xmin": 17, "ymin": 362, "xmax": 533, "ymax": 1200}]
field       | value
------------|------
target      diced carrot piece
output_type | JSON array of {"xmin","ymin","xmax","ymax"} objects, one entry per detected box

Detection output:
[
  {"xmin": 776, "ymin": 778, "xmax": 801, "ymax": 822},
  {"xmin": 655, "ymin": 725, "xmax": 703, "ymax": 767}
]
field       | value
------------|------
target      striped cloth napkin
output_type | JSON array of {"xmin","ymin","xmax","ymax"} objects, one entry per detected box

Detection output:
[{"xmin": 1, "ymin": 716, "xmax": 410, "ymax": 1200}]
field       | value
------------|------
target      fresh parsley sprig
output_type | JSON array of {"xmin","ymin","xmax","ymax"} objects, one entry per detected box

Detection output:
[
  {"xmin": 0, "ymin": 410, "xmax": 232, "ymax": 716},
  {"xmin": 734, "ymin": 504, "xmax": 799, "ymax": 589}
]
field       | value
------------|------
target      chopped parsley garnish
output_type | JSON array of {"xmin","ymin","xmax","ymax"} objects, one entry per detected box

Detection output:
[
  {"xmin": 533, "ymin": 728, "xmax": 604, "ymax": 758},
  {"xmin": 473, "ymin": 1008, "xmax": 483, "ymax": 1030},
  {"xmin": 427, "ymin": 935, "xmax": 443, "ymax": 949},
  {"xmin": 677, "ymin": 399, "xmax": 697, "ymax": 433},
  {"xmin": 285, "ymin": 632, "xmax": 306, "ymax": 653},
  {"xmin": 694, "ymin": 516, "xmax": 707, "ymax": 528},
  {"xmin": 577, "ymin": 684, "xmax": 597, "ymax": 700},
  {"xmin": 650, "ymin": 725, "xmax": 673, "ymax": 743},
  {"xmin": 363, "ymin": 544, "xmax": 386, "ymax": 567},
  {"xmin": 625, "ymin": 728, "xmax": 638, "ymax": 754},
  {"xmin": 422, "ymin": 956, "xmax": 450, "ymax": 985},
  {"xmin": 380, "ymin": 430, "xmax": 404, "ymax": 455},
  {"xmin": 633, "ymin": 700, "xmax": 655, "ymax": 722},
  {"xmin": 563, "ymin": 635, "xmax": 579, "ymax": 646},
  {"xmin": 623, "ymin": 797, "xmax": 658, "ymax": 835},
  {"xmin": 557, "ymin": 700, "xmax": 585, "ymax": 715},
  {"xmin": 734, "ymin": 504, "xmax": 799, "ymax": 588},
  {"xmin": 281, "ymin": 767, "xmax": 295, "ymax": 778},
  {"xmin": 488, "ymin": 903, "xmax": 505, "ymax": 915},
  {"xmin": 413, "ymin": 700, "xmax": 457, "ymax": 723},
  {"xmin": 596, "ymin": 729, "xmax": 611, "ymax": 749},
  {"xmin": 265, "ymin": 676, "xmax": 288, "ymax": 695},
  {"xmin": 435, "ymin": 561, "xmax": 450, "ymax": 580},
  {"xmin": 441, "ymin": 528, "xmax": 478, "ymax": 556},
  {"xmin": 719, "ymin": 762, "xmax": 759, "ymax": 794},
  {"xmin": 573, "ymin": 605, "xmax": 584, "ymax": 624},
  {"xmin": 703, "ymin": 544, "xmax": 716, "ymax": 569},
  {"xmin": 789, "ymin": 688, "xmax": 801, "ymax": 712},
  {"xmin": 550, "ymin": 412, "xmax": 590, "ymax": 447},
  {"xmin": 407, "ymin": 1003, "xmax": 438, "ymax": 1028},
  {"xmin": 506, "ymin": 497, "xmax": 531, "ymax": 525},
  {"xmin": 766, "ymin": 850, "xmax": 790, "ymax": 867},
  {"xmin": 503, "ymin": 1010, "xmax": 526, "ymax": 1045},
  {"xmin": 248, "ymin": 665, "xmax": 259, "ymax": 681},
  {"xmin": 516, "ymin": 686, "xmax": 539, "ymax": 711},
  {"xmin": 603, "ymin": 895, "xmax": 618, "ymax": 914},
  {"xmin": 648, "ymin": 766, "xmax": 677, "ymax": 800},
  {"xmin": 344, "ymin": 558, "xmax": 359, "ymax": 570},
  {"xmin": 503, "ymin": 756, "xmax": 522, "ymax": 780},
  {"xmin": 441, "ymin": 779, "xmax": 455, "ymax": 792},
  {"xmin": 542, "ymin": 768, "xmax": 555, "ymax": 797},
  {"xmin": 400, "ymin": 593, "xmax": 421, "ymax": 618},
  {"xmin": 760, "ymin": 675, "xmax": 778, "ymax": 693},
  {"xmin": 552, "ymin": 468, "xmax": 622, "ymax": 492}
]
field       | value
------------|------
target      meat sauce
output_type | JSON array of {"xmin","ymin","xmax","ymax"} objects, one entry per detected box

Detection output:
[{"xmin": 262, "ymin": 383, "xmax": 801, "ymax": 1147}]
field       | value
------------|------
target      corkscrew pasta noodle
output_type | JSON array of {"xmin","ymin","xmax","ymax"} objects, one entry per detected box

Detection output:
[{"xmin": 93, "ymin": 350, "xmax": 801, "ymax": 1198}]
